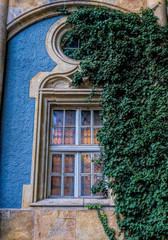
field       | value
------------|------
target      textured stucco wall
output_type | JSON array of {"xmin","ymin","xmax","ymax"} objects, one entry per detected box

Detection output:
[{"xmin": 0, "ymin": 16, "xmax": 62, "ymax": 208}]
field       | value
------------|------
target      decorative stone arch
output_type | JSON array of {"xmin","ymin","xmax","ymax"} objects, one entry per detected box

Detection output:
[
  {"xmin": 22, "ymin": 15, "xmax": 106, "ymax": 207},
  {"xmin": 26, "ymin": 68, "xmax": 104, "ymax": 208},
  {"xmin": 7, "ymin": 0, "xmax": 132, "ymax": 41},
  {"xmin": 20, "ymin": 0, "xmax": 167, "ymax": 208}
]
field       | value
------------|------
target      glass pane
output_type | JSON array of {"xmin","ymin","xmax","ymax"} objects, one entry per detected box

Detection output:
[
  {"xmin": 93, "ymin": 110, "xmax": 102, "ymax": 126},
  {"xmin": 81, "ymin": 111, "xmax": 91, "ymax": 126},
  {"xmin": 94, "ymin": 175, "xmax": 103, "ymax": 196},
  {"xmin": 64, "ymin": 177, "xmax": 74, "ymax": 196},
  {"xmin": 52, "ymin": 154, "xmax": 62, "ymax": 173},
  {"xmin": 94, "ymin": 175, "xmax": 102, "ymax": 184},
  {"xmin": 81, "ymin": 128, "xmax": 91, "ymax": 144},
  {"xmin": 93, "ymin": 128, "xmax": 100, "ymax": 145},
  {"xmin": 51, "ymin": 176, "xmax": 61, "ymax": 196},
  {"xmin": 52, "ymin": 128, "xmax": 63, "ymax": 145},
  {"xmin": 64, "ymin": 128, "xmax": 75, "ymax": 145},
  {"xmin": 81, "ymin": 154, "xmax": 91, "ymax": 173},
  {"xmin": 65, "ymin": 154, "xmax": 75, "ymax": 173},
  {"xmin": 65, "ymin": 111, "xmax": 76, "ymax": 127},
  {"xmin": 93, "ymin": 154, "xmax": 103, "ymax": 173},
  {"xmin": 53, "ymin": 111, "xmax": 63, "ymax": 127},
  {"xmin": 81, "ymin": 176, "xmax": 91, "ymax": 196}
]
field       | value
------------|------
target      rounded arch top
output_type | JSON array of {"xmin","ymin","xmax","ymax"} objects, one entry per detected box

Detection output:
[{"xmin": 7, "ymin": 0, "xmax": 134, "ymax": 41}]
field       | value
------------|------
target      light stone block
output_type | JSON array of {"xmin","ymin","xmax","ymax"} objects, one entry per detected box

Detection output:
[
  {"xmin": 0, "ymin": 210, "xmax": 34, "ymax": 240},
  {"xmin": 34, "ymin": 210, "xmax": 76, "ymax": 240},
  {"xmin": 76, "ymin": 210, "xmax": 118, "ymax": 240}
]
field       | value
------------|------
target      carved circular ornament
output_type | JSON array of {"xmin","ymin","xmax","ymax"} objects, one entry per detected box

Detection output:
[{"xmin": 46, "ymin": 17, "xmax": 80, "ymax": 65}]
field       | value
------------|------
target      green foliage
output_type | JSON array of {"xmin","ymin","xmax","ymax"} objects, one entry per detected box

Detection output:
[
  {"xmin": 87, "ymin": 205, "xmax": 116, "ymax": 240},
  {"xmin": 65, "ymin": 6, "xmax": 168, "ymax": 240}
]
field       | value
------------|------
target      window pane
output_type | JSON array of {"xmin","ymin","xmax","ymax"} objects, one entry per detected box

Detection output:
[
  {"xmin": 52, "ymin": 128, "xmax": 63, "ymax": 145},
  {"xmin": 94, "ymin": 175, "xmax": 103, "ymax": 196},
  {"xmin": 81, "ymin": 176, "xmax": 91, "ymax": 196},
  {"xmin": 94, "ymin": 175, "xmax": 102, "ymax": 185},
  {"xmin": 93, "ymin": 128, "xmax": 101, "ymax": 145},
  {"xmin": 52, "ymin": 154, "xmax": 62, "ymax": 173},
  {"xmin": 81, "ymin": 128, "xmax": 91, "ymax": 144},
  {"xmin": 64, "ymin": 128, "xmax": 75, "ymax": 145},
  {"xmin": 93, "ymin": 110, "xmax": 102, "ymax": 126},
  {"xmin": 51, "ymin": 176, "xmax": 61, "ymax": 196},
  {"xmin": 81, "ymin": 154, "xmax": 91, "ymax": 173},
  {"xmin": 64, "ymin": 177, "xmax": 74, "ymax": 196},
  {"xmin": 65, "ymin": 154, "xmax": 75, "ymax": 173},
  {"xmin": 53, "ymin": 111, "xmax": 63, "ymax": 127},
  {"xmin": 65, "ymin": 111, "xmax": 76, "ymax": 127},
  {"xmin": 81, "ymin": 111, "xmax": 91, "ymax": 126},
  {"xmin": 93, "ymin": 154, "xmax": 103, "ymax": 173}
]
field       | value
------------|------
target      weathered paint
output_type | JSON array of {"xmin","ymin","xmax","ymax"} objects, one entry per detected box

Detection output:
[{"xmin": 0, "ymin": 16, "xmax": 63, "ymax": 208}]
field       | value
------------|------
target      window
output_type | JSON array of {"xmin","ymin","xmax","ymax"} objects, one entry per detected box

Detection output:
[
  {"xmin": 49, "ymin": 109, "xmax": 103, "ymax": 198},
  {"xmin": 62, "ymin": 38, "xmax": 81, "ymax": 60},
  {"xmin": 26, "ymin": 17, "xmax": 113, "ymax": 207}
]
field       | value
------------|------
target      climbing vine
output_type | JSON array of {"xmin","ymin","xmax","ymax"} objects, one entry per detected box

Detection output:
[
  {"xmin": 63, "ymin": 6, "xmax": 168, "ymax": 240},
  {"xmin": 87, "ymin": 205, "xmax": 116, "ymax": 240}
]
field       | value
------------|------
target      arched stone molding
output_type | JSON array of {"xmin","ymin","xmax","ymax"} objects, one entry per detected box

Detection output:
[
  {"xmin": 24, "ymin": 69, "xmax": 103, "ymax": 208},
  {"xmin": 46, "ymin": 16, "xmax": 81, "ymax": 66},
  {"xmin": 20, "ymin": 0, "xmax": 167, "ymax": 208},
  {"xmin": 0, "ymin": 0, "xmax": 8, "ymax": 108},
  {"xmin": 7, "ymin": 0, "xmax": 132, "ymax": 41}
]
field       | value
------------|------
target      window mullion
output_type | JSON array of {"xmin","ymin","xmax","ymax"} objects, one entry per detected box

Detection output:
[
  {"xmin": 48, "ymin": 152, "xmax": 52, "ymax": 197},
  {"xmin": 91, "ymin": 153, "xmax": 94, "ymax": 197},
  {"xmin": 63, "ymin": 110, "xmax": 65, "ymax": 145},
  {"xmin": 76, "ymin": 109, "xmax": 80, "ymax": 145},
  {"xmin": 78, "ymin": 153, "xmax": 81, "ymax": 197},
  {"xmin": 74, "ymin": 152, "xmax": 79, "ymax": 197},
  {"xmin": 91, "ymin": 110, "xmax": 93, "ymax": 145},
  {"xmin": 61, "ymin": 153, "xmax": 64, "ymax": 197}
]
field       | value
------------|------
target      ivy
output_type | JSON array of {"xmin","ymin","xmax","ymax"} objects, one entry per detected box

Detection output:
[
  {"xmin": 64, "ymin": 7, "xmax": 168, "ymax": 240},
  {"xmin": 87, "ymin": 205, "xmax": 116, "ymax": 240}
]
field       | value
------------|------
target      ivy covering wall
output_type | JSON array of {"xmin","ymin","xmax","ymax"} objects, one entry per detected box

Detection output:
[{"xmin": 63, "ymin": 7, "xmax": 168, "ymax": 240}]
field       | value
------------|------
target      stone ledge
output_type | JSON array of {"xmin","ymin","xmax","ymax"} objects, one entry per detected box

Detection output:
[{"xmin": 30, "ymin": 198, "xmax": 114, "ymax": 207}]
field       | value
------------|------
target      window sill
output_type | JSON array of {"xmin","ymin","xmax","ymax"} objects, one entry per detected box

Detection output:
[{"xmin": 30, "ymin": 198, "xmax": 114, "ymax": 207}]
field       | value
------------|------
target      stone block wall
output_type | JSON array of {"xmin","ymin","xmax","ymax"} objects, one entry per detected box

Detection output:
[{"xmin": 0, "ymin": 208, "xmax": 122, "ymax": 240}]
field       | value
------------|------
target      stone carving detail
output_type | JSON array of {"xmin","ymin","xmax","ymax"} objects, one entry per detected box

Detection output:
[{"xmin": 44, "ymin": 78, "xmax": 71, "ymax": 89}]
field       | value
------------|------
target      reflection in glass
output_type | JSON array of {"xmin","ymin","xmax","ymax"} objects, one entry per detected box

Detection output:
[
  {"xmin": 64, "ymin": 128, "xmax": 75, "ymax": 145},
  {"xmin": 65, "ymin": 111, "xmax": 76, "ymax": 127},
  {"xmin": 81, "ymin": 128, "xmax": 91, "ymax": 144},
  {"xmin": 93, "ymin": 154, "xmax": 103, "ymax": 173},
  {"xmin": 52, "ymin": 154, "xmax": 62, "ymax": 173},
  {"xmin": 93, "ymin": 111, "xmax": 102, "ymax": 126},
  {"xmin": 64, "ymin": 177, "xmax": 74, "ymax": 196},
  {"xmin": 53, "ymin": 111, "xmax": 63, "ymax": 127},
  {"xmin": 93, "ymin": 128, "xmax": 100, "ymax": 145},
  {"xmin": 51, "ymin": 176, "xmax": 61, "ymax": 196},
  {"xmin": 81, "ymin": 154, "xmax": 91, "ymax": 173},
  {"xmin": 94, "ymin": 175, "xmax": 103, "ymax": 196},
  {"xmin": 65, "ymin": 154, "xmax": 75, "ymax": 173},
  {"xmin": 81, "ymin": 176, "xmax": 91, "ymax": 196},
  {"xmin": 81, "ymin": 111, "xmax": 91, "ymax": 126},
  {"xmin": 52, "ymin": 128, "xmax": 63, "ymax": 145}
]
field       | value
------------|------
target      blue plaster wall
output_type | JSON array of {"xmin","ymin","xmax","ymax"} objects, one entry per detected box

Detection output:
[{"xmin": 0, "ymin": 16, "xmax": 63, "ymax": 208}]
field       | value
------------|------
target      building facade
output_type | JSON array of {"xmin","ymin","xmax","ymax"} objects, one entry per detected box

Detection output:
[{"xmin": 0, "ymin": 0, "xmax": 167, "ymax": 239}]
